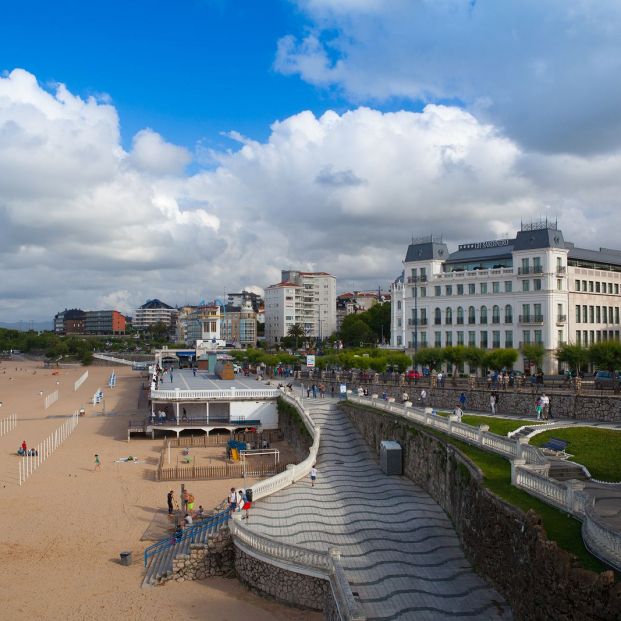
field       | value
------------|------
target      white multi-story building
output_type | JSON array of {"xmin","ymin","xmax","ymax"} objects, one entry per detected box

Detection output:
[
  {"xmin": 133, "ymin": 299, "xmax": 178, "ymax": 331},
  {"xmin": 265, "ymin": 270, "xmax": 337, "ymax": 344},
  {"xmin": 391, "ymin": 222, "xmax": 621, "ymax": 374}
]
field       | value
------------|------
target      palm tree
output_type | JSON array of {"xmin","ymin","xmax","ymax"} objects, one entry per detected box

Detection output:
[{"xmin": 287, "ymin": 323, "xmax": 305, "ymax": 350}]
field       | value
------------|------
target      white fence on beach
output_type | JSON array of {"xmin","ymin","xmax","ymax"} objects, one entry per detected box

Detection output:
[
  {"xmin": 44, "ymin": 390, "xmax": 59, "ymax": 410},
  {"xmin": 18, "ymin": 412, "xmax": 79, "ymax": 486},
  {"xmin": 74, "ymin": 371, "xmax": 88, "ymax": 391},
  {"xmin": 0, "ymin": 413, "xmax": 17, "ymax": 437}
]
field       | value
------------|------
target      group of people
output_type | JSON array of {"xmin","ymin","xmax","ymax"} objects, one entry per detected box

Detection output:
[
  {"xmin": 229, "ymin": 487, "xmax": 252, "ymax": 518},
  {"xmin": 306, "ymin": 383, "xmax": 330, "ymax": 398},
  {"xmin": 17, "ymin": 440, "xmax": 37, "ymax": 457},
  {"xmin": 535, "ymin": 393, "xmax": 551, "ymax": 420}
]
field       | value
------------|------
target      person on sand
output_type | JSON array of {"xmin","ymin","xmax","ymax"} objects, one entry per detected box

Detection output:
[
  {"xmin": 229, "ymin": 487, "xmax": 238, "ymax": 512},
  {"xmin": 310, "ymin": 465, "xmax": 318, "ymax": 488},
  {"xmin": 94, "ymin": 454, "xmax": 101, "ymax": 471},
  {"xmin": 167, "ymin": 490, "xmax": 175, "ymax": 515},
  {"xmin": 21, "ymin": 440, "xmax": 27, "ymax": 453}
]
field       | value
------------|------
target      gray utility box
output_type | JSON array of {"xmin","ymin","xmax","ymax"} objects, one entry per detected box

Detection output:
[{"xmin": 380, "ymin": 441, "xmax": 402, "ymax": 475}]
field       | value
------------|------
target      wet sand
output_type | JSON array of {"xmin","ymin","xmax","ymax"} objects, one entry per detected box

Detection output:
[{"xmin": 0, "ymin": 360, "xmax": 321, "ymax": 620}]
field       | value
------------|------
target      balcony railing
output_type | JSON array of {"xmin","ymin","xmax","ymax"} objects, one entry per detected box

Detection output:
[
  {"xmin": 556, "ymin": 315, "xmax": 567, "ymax": 323},
  {"xmin": 407, "ymin": 275, "xmax": 427, "ymax": 283},
  {"xmin": 517, "ymin": 266, "xmax": 544, "ymax": 276},
  {"xmin": 408, "ymin": 318, "xmax": 428, "ymax": 326},
  {"xmin": 456, "ymin": 317, "xmax": 464, "ymax": 324},
  {"xmin": 557, "ymin": 266, "xmax": 566, "ymax": 274},
  {"xmin": 518, "ymin": 314, "xmax": 544, "ymax": 324},
  {"xmin": 492, "ymin": 317, "xmax": 501, "ymax": 324}
]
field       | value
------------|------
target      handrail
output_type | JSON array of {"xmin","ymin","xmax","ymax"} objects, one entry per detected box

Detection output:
[
  {"xmin": 143, "ymin": 508, "xmax": 230, "ymax": 566},
  {"xmin": 582, "ymin": 498, "xmax": 621, "ymax": 572},
  {"xmin": 151, "ymin": 388, "xmax": 280, "ymax": 400}
]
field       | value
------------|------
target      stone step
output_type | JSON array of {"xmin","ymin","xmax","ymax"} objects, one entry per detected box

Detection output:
[{"xmin": 548, "ymin": 462, "xmax": 588, "ymax": 481}]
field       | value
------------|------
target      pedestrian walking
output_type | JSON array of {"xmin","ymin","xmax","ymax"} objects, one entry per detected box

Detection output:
[
  {"xmin": 453, "ymin": 405, "xmax": 463, "ymax": 421},
  {"xmin": 167, "ymin": 490, "xmax": 175, "ymax": 515},
  {"xmin": 541, "ymin": 393, "xmax": 550, "ymax": 420},
  {"xmin": 420, "ymin": 388, "xmax": 427, "ymax": 406},
  {"xmin": 459, "ymin": 392, "xmax": 467, "ymax": 408},
  {"xmin": 94, "ymin": 454, "xmax": 101, "ymax": 471},
  {"xmin": 229, "ymin": 487, "xmax": 238, "ymax": 512},
  {"xmin": 535, "ymin": 397, "xmax": 543, "ymax": 420},
  {"xmin": 490, "ymin": 392, "xmax": 497, "ymax": 415},
  {"xmin": 310, "ymin": 465, "xmax": 318, "ymax": 487}
]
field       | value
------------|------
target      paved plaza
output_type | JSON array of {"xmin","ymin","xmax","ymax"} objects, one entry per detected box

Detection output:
[{"xmin": 247, "ymin": 397, "xmax": 511, "ymax": 620}]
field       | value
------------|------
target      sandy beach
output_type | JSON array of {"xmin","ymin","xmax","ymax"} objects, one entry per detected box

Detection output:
[{"xmin": 0, "ymin": 360, "xmax": 320, "ymax": 621}]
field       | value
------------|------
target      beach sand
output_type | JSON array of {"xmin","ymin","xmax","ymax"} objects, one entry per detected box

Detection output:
[{"xmin": 0, "ymin": 360, "xmax": 321, "ymax": 620}]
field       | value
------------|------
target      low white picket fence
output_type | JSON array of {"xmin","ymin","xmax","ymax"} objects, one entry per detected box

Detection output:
[
  {"xmin": 74, "ymin": 370, "xmax": 88, "ymax": 391},
  {"xmin": 44, "ymin": 390, "xmax": 59, "ymax": 410},
  {"xmin": 19, "ymin": 412, "xmax": 79, "ymax": 486},
  {"xmin": 0, "ymin": 413, "xmax": 17, "ymax": 437}
]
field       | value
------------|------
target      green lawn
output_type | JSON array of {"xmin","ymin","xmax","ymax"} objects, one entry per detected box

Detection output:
[
  {"xmin": 418, "ymin": 426, "xmax": 607, "ymax": 573},
  {"xmin": 531, "ymin": 427, "xmax": 621, "ymax": 482},
  {"xmin": 436, "ymin": 411, "xmax": 539, "ymax": 436}
]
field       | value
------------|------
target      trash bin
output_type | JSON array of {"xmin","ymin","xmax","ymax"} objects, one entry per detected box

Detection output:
[
  {"xmin": 379, "ymin": 441, "xmax": 402, "ymax": 475},
  {"xmin": 120, "ymin": 551, "xmax": 132, "ymax": 566},
  {"xmin": 246, "ymin": 488, "xmax": 253, "ymax": 503}
]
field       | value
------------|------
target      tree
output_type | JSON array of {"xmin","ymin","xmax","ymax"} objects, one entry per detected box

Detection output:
[
  {"xmin": 364, "ymin": 302, "xmax": 391, "ymax": 343},
  {"xmin": 485, "ymin": 348, "xmax": 519, "ymax": 371},
  {"xmin": 464, "ymin": 346, "xmax": 487, "ymax": 376},
  {"xmin": 287, "ymin": 323, "xmax": 305, "ymax": 350},
  {"xmin": 339, "ymin": 315, "xmax": 374, "ymax": 347},
  {"xmin": 588, "ymin": 341, "xmax": 621, "ymax": 392},
  {"xmin": 413, "ymin": 347, "xmax": 444, "ymax": 371},
  {"xmin": 443, "ymin": 346, "xmax": 467, "ymax": 376},
  {"xmin": 521, "ymin": 343, "xmax": 545, "ymax": 371},
  {"xmin": 555, "ymin": 343, "xmax": 589, "ymax": 375}
]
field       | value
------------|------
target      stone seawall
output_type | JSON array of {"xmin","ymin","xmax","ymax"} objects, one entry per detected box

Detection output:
[
  {"xmin": 343, "ymin": 384, "xmax": 621, "ymax": 423},
  {"xmin": 341, "ymin": 401, "xmax": 621, "ymax": 621},
  {"xmin": 277, "ymin": 397, "xmax": 312, "ymax": 460}
]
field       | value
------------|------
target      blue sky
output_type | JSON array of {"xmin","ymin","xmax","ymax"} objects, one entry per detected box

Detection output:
[{"xmin": 2, "ymin": 1, "xmax": 621, "ymax": 321}]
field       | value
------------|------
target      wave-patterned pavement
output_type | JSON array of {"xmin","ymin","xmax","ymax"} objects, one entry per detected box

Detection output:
[{"xmin": 247, "ymin": 398, "xmax": 511, "ymax": 620}]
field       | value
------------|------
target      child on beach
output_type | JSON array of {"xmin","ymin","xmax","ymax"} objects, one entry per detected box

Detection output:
[{"xmin": 94, "ymin": 454, "xmax": 101, "ymax": 471}]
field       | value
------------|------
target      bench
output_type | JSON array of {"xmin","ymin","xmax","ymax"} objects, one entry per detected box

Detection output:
[{"xmin": 540, "ymin": 438, "xmax": 571, "ymax": 459}]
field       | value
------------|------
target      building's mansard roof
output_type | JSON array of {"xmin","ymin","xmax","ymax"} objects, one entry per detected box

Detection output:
[{"xmin": 140, "ymin": 299, "xmax": 174, "ymax": 310}]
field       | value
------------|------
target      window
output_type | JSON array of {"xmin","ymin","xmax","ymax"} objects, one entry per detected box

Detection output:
[
  {"xmin": 522, "ymin": 280, "xmax": 530, "ymax": 292},
  {"xmin": 505, "ymin": 330, "xmax": 513, "ymax": 348},
  {"xmin": 522, "ymin": 303, "xmax": 530, "ymax": 321},
  {"xmin": 616, "ymin": 284, "xmax": 620, "ymax": 295},
  {"xmin": 420, "ymin": 308, "xmax": 427, "ymax": 324},
  {"xmin": 596, "ymin": 282, "xmax": 601, "ymax": 293},
  {"xmin": 457, "ymin": 331, "xmax": 464, "ymax": 345},
  {"xmin": 582, "ymin": 280, "xmax": 587, "ymax": 291},
  {"xmin": 434, "ymin": 286, "xmax": 441, "ymax": 296},
  {"xmin": 590, "ymin": 330, "xmax": 595, "ymax": 343},
  {"xmin": 589, "ymin": 281, "xmax": 594, "ymax": 292},
  {"xmin": 420, "ymin": 267, "xmax": 427, "ymax": 279},
  {"xmin": 534, "ymin": 279, "xmax": 542, "ymax": 291},
  {"xmin": 576, "ymin": 331, "xmax": 581, "ymax": 345},
  {"xmin": 534, "ymin": 330, "xmax": 542, "ymax": 344},
  {"xmin": 589, "ymin": 306, "xmax": 595, "ymax": 323},
  {"xmin": 480, "ymin": 306, "xmax": 488, "ymax": 324},
  {"xmin": 397, "ymin": 300, "xmax": 401, "ymax": 310},
  {"xmin": 445, "ymin": 308, "xmax": 453, "ymax": 325},
  {"xmin": 576, "ymin": 305, "xmax": 581, "ymax": 323},
  {"xmin": 480, "ymin": 282, "xmax": 488, "ymax": 294},
  {"xmin": 468, "ymin": 331, "xmax": 476, "ymax": 346},
  {"xmin": 457, "ymin": 284, "xmax": 464, "ymax": 295},
  {"xmin": 596, "ymin": 306, "xmax": 601, "ymax": 323},
  {"xmin": 534, "ymin": 304, "xmax": 542, "ymax": 321},
  {"xmin": 397, "ymin": 318, "xmax": 402, "ymax": 327},
  {"xmin": 411, "ymin": 268, "xmax": 417, "ymax": 278},
  {"xmin": 446, "ymin": 285, "xmax": 452, "ymax": 296},
  {"xmin": 505, "ymin": 281, "xmax": 512, "ymax": 293},
  {"xmin": 492, "ymin": 282, "xmax": 500, "ymax": 293},
  {"xmin": 411, "ymin": 288, "xmax": 416, "ymax": 297},
  {"xmin": 457, "ymin": 306, "xmax": 464, "ymax": 324},
  {"xmin": 575, "ymin": 280, "xmax": 580, "ymax": 291},
  {"xmin": 557, "ymin": 279, "xmax": 562, "ymax": 291},
  {"xmin": 445, "ymin": 332, "xmax": 453, "ymax": 346},
  {"xmin": 492, "ymin": 331, "xmax": 501, "ymax": 348},
  {"xmin": 608, "ymin": 283, "xmax": 612, "ymax": 294},
  {"xmin": 505, "ymin": 304, "xmax": 513, "ymax": 323},
  {"xmin": 522, "ymin": 330, "xmax": 531, "ymax": 345},
  {"xmin": 480, "ymin": 331, "xmax": 488, "ymax": 348},
  {"xmin": 583, "ymin": 305, "xmax": 587, "ymax": 323},
  {"xmin": 521, "ymin": 258, "xmax": 529, "ymax": 272},
  {"xmin": 397, "ymin": 335, "xmax": 402, "ymax": 346},
  {"xmin": 533, "ymin": 257, "xmax": 542, "ymax": 272},
  {"xmin": 603, "ymin": 307, "xmax": 608, "ymax": 323},
  {"xmin": 468, "ymin": 283, "xmax": 475, "ymax": 295},
  {"xmin": 420, "ymin": 287, "xmax": 426, "ymax": 297},
  {"xmin": 468, "ymin": 306, "xmax": 476, "ymax": 324},
  {"xmin": 434, "ymin": 331, "xmax": 442, "ymax": 347},
  {"xmin": 434, "ymin": 307, "xmax": 442, "ymax": 325},
  {"xmin": 557, "ymin": 257, "xmax": 562, "ymax": 270},
  {"xmin": 421, "ymin": 332, "xmax": 428, "ymax": 346},
  {"xmin": 492, "ymin": 305, "xmax": 500, "ymax": 323},
  {"xmin": 617, "ymin": 308, "xmax": 620, "ymax": 324}
]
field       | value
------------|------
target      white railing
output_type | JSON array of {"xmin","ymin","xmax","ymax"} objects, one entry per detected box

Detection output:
[
  {"xmin": 231, "ymin": 519, "xmax": 365, "ymax": 620},
  {"xmin": 19, "ymin": 411, "xmax": 79, "ymax": 485},
  {"xmin": 512, "ymin": 463, "xmax": 569, "ymax": 510},
  {"xmin": 108, "ymin": 371, "xmax": 117, "ymax": 388},
  {"xmin": 74, "ymin": 370, "xmax": 89, "ymax": 391},
  {"xmin": 481, "ymin": 430, "xmax": 519, "ymax": 457},
  {"xmin": 151, "ymin": 388, "xmax": 281, "ymax": 401},
  {"xmin": 0, "ymin": 413, "xmax": 17, "ymax": 437},
  {"xmin": 44, "ymin": 390, "xmax": 59, "ymax": 410},
  {"xmin": 582, "ymin": 499, "xmax": 621, "ymax": 572},
  {"xmin": 93, "ymin": 353, "xmax": 135, "ymax": 366}
]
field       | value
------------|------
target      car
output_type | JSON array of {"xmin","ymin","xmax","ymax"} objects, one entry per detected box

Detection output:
[
  {"xmin": 406, "ymin": 369, "xmax": 422, "ymax": 380},
  {"xmin": 594, "ymin": 370, "xmax": 621, "ymax": 389},
  {"xmin": 233, "ymin": 364, "xmax": 241, "ymax": 373}
]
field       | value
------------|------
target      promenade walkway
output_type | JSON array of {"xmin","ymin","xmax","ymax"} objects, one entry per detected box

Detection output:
[{"xmin": 247, "ymin": 397, "xmax": 511, "ymax": 620}]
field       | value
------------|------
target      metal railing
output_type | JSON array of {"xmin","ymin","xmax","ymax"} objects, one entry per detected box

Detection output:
[{"xmin": 518, "ymin": 315, "xmax": 544, "ymax": 324}]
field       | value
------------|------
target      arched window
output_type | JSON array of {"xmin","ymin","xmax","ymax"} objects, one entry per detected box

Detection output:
[
  {"xmin": 468, "ymin": 306, "xmax": 476, "ymax": 324},
  {"xmin": 480, "ymin": 306, "xmax": 488, "ymax": 324},
  {"xmin": 505, "ymin": 304, "xmax": 513, "ymax": 323},
  {"xmin": 457, "ymin": 306, "xmax": 464, "ymax": 324},
  {"xmin": 492, "ymin": 305, "xmax": 500, "ymax": 324},
  {"xmin": 445, "ymin": 307, "xmax": 453, "ymax": 325},
  {"xmin": 434, "ymin": 307, "xmax": 442, "ymax": 325}
]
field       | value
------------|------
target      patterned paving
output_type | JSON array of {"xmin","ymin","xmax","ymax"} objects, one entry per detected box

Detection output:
[{"xmin": 247, "ymin": 398, "xmax": 511, "ymax": 620}]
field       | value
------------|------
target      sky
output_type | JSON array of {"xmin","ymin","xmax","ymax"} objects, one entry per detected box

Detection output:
[{"xmin": 2, "ymin": 0, "xmax": 621, "ymax": 322}]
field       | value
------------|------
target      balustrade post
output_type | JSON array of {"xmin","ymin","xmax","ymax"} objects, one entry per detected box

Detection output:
[
  {"xmin": 565, "ymin": 479, "xmax": 586, "ymax": 516},
  {"xmin": 517, "ymin": 436, "xmax": 529, "ymax": 460},
  {"xmin": 511, "ymin": 459, "xmax": 526, "ymax": 485},
  {"xmin": 478, "ymin": 424, "xmax": 489, "ymax": 447}
]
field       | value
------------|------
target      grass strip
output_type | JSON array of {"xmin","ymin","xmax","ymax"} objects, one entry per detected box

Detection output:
[
  {"xmin": 436, "ymin": 411, "xmax": 538, "ymax": 436},
  {"xmin": 531, "ymin": 427, "xmax": 621, "ymax": 482}
]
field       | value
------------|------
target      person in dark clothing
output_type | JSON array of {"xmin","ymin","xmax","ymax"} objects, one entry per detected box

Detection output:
[{"xmin": 167, "ymin": 490, "xmax": 174, "ymax": 515}]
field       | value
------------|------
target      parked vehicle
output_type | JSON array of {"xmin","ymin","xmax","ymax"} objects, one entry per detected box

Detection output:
[
  {"xmin": 594, "ymin": 370, "xmax": 621, "ymax": 389},
  {"xmin": 406, "ymin": 369, "xmax": 422, "ymax": 380}
]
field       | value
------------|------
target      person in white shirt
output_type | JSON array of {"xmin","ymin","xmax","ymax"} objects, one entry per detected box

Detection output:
[
  {"xmin": 184, "ymin": 513, "xmax": 193, "ymax": 527},
  {"xmin": 310, "ymin": 465, "xmax": 318, "ymax": 487},
  {"xmin": 490, "ymin": 393, "xmax": 497, "ymax": 415},
  {"xmin": 541, "ymin": 394, "xmax": 550, "ymax": 420},
  {"xmin": 453, "ymin": 405, "xmax": 463, "ymax": 421},
  {"xmin": 420, "ymin": 389, "xmax": 427, "ymax": 405}
]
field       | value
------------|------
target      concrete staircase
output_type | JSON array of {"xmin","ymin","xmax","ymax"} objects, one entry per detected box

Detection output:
[
  {"xmin": 142, "ymin": 516, "xmax": 227, "ymax": 587},
  {"xmin": 547, "ymin": 459, "xmax": 589, "ymax": 482}
]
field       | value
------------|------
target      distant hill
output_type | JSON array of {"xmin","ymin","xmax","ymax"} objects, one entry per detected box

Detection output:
[{"xmin": 0, "ymin": 321, "xmax": 53, "ymax": 332}]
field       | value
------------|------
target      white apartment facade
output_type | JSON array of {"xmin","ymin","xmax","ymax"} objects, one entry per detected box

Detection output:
[
  {"xmin": 265, "ymin": 270, "xmax": 337, "ymax": 344},
  {"xmin": 133, "ymin": 299, "xmax": 178, "ymax": 331},
  {"xmin": 391, "ymin": 222, "xmax": 621, "ymax": 374}
]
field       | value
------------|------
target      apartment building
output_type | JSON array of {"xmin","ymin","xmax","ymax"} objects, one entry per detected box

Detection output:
[
  {"xmin": 84, "ymin": 310, "xmax": 126, "ymax": 335},
  {"xmin": 133, "ymin": 299, "xmax": 178, "ymax": 331},
  {"xmin": 391, "ymin": 221, "xmax": 621, "ymax": 374},
  {"xmin": 265, "ymin": 270, "xmax": 337, "ymax": 344}
]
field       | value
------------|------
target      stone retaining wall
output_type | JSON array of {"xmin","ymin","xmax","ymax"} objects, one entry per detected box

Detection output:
[
  {"xmin": 278, "ymin": 397, "xmax": 313, "ymax": 460},
  {"xmin": 341, "ymin": 401, "xmax": 621, "ymax": 621},
  {"xmin": 345, "ymin": 383, "xmax": 621, "ymax": 423},
  {"xmin": 168, "ymin": 528, "xmax": 235, "ymax": 582},
  {"xmin": 234, "ymin": 546, "xmax": 332, "ymax": 611}
]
